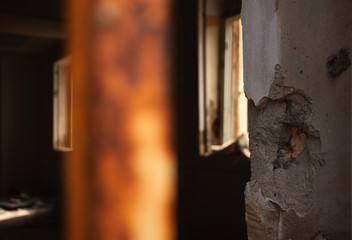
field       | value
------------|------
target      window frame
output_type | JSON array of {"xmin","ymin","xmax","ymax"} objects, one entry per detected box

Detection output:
[
  {"xmin": 53, "ymin": 56, "xmax": 73, "ymax": 152},
  {"xmin": 198, "ymin": 10, "xmax": 247, "ymax": 156}
]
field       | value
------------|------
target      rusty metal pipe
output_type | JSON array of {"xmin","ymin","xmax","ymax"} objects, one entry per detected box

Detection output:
[{"xmin": 65, "ymin": 0, "xmax": 175, "ymax": 239}]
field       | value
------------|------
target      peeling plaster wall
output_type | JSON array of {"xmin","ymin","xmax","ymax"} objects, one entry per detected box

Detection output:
[{"xmin": 242, "ymin": 0, "xmax": 351, "ymax": 239}]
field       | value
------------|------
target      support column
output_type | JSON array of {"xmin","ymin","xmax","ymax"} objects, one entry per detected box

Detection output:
[
  {"xmin": 242, "ymin": 0, "xmax": 351, "ymax": 239},
  {"xmin": 65, "ymin": 0, "xmax": 175, "ymax": 240}
]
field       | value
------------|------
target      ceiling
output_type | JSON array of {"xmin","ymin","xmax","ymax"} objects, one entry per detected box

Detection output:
[
  {"xmin": 0, "ymin": 0, "xmax": 64, "ymax": 53},
  {"xmin": 0, "ymin": 0, "xmax": 63, "ymax": 20}
]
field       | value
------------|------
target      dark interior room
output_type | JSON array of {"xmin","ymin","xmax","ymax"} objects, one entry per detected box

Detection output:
[
  {"xmin": 0, "ymin": 0, "xmax": 64, "ymax": 239},
  {"xmin": 0, "ymin": 0, "xmax": 250, "ymax": 239},
  {"xmin": 1, "ymin": 0, "xmax": 347, "ymax": 239}
]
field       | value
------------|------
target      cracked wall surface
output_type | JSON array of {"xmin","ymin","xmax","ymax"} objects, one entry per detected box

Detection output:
[{"xmin": 242, "ymin": 0, "xmax": 351, "ymax": 239}]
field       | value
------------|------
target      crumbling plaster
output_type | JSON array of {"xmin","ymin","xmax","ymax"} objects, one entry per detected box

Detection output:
[{"xmin": 242, "ymin": 0, "xmax": 351, "ymax": 239}]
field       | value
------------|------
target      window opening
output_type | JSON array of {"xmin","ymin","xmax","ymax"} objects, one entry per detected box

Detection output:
[
  {"xmin": 199, "ymin": 11, "xmax": 248, "ymax": 156},
  {"xmin": 53, "ymin": 56, "xmax": 73, "ymax": 151}
]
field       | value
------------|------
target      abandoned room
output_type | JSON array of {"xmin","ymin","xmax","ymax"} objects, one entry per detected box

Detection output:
[{"xmin": 0, "ymin": 0, "xmax": 350, "ymax": 239}]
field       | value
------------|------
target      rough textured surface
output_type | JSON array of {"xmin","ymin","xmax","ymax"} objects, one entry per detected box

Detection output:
[
  {"xmin": 242, "ymin": 0, "xmax": 351, "ymax": 239},
  {"xmin": 250, "ymin": 90, "xmax": 322, "ymax": 216},
  {"xmin": 326, "ymin": 48, "xmax": 351, "ymax": 78},
  {"xmin": 245, "ymin": 181, "xmax": 279, "ymax": 240}
]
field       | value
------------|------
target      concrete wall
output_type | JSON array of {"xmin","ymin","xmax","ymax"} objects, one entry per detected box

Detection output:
[{"xmin": 242, "ymin": 0, "xmax": 351, "ymax": 239}]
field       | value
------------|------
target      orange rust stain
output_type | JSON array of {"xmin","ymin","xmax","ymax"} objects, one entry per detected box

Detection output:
[
  {"xmin": 66, "ymin": 0, "xmax": 175, "ymax": 240},
  {"xmin": 65, "ymin": 0, "xmax": 94, "ymax": 239}
]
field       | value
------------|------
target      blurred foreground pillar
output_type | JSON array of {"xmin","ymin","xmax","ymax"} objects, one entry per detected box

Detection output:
[{"xmin": 65, "ymin": 0, "xmax": 175, "ymax": 240}]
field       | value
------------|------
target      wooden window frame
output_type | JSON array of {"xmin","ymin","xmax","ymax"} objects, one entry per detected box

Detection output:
[
  {"xmin": 53, "ymin": 56, "xmax": 73, "ymax": 151},
  {"xmin": 199, "ymin": 10, "xmax": 247, "ymax": 155}
]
